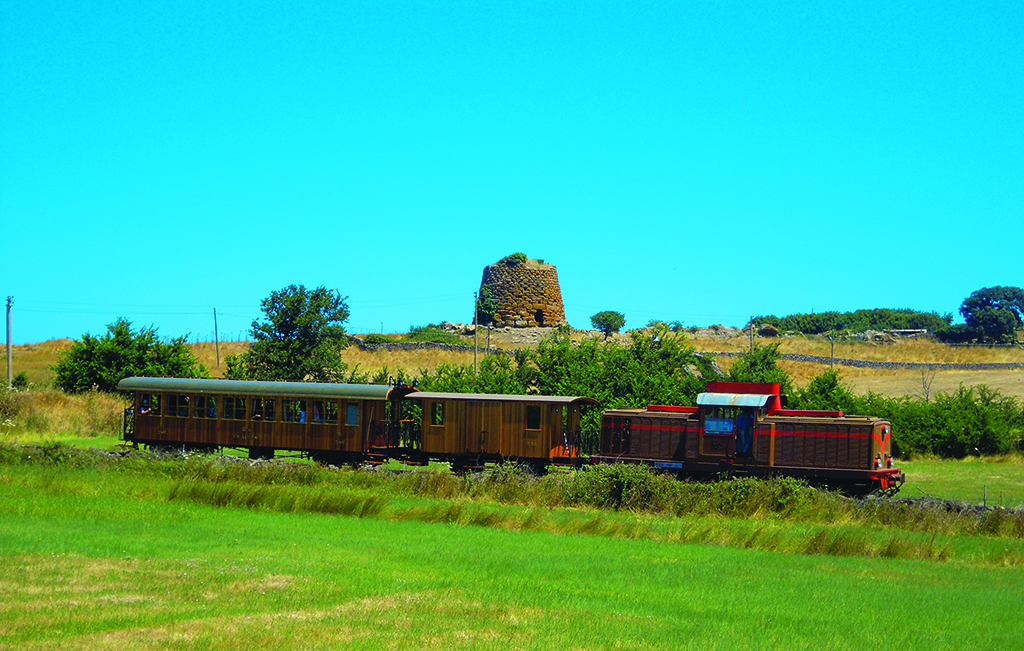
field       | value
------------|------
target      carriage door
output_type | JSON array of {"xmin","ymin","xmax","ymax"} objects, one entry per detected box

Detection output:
[{"xmin": 465, "ymin": 401, "xmax": 502, "ymax": 456}]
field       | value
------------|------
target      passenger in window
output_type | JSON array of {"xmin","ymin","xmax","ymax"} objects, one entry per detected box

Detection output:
[{"xmin": 140, "ymin": 400, "xmax": 151, "ymax": 415}]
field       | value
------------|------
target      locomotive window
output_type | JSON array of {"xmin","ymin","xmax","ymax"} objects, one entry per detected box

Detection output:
[
  {"xmin": 283, "ymin": 399, "xmax": 306, "ymax": 423},
  {"xmin": 526, "ymin": 405, "xmax": 541, "ymax": 430},
  {"xmin": 139, "ymin": 393, "xmax": 160, "ymax": 416},
  {"xmin": 193, "ymin": 396, "xmax": 217, "ymax": 419},
  {"xmin": 223, "ymin": 396, "xmax": 247, "ymax": 420},
  {"xmin": 431, "ymin": 402, "xmax": 444, "ymax": 426},
  {"xmin": 346, "ymin": 402, "xmax": 359, "ymax": 426},
  {"xmin": 705, "ymin": 406, "xmax": 737, "ymax": 435},
  {"xmin": 252, "ymin": 398, "xmax": 275, "ymax": 422}
]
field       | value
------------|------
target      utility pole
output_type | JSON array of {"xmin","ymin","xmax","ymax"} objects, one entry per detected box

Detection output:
[
  {"xmin": 749, "ymin": 315, "xmax": 754, "ymax": 352},
  {"xmin": 473, "ymin": 292, "xmax": 479, "ymax": 375},
  {"xmin": 6, "ymin": 297, "xmax": 12, "ymax": 389},
  {"xmin": 213, "ymin": 308, "xmax": 220, "ymax": 369}
]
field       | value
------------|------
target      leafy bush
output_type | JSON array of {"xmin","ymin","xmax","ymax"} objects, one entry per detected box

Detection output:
[
  {"xmin": 498, "ymin": 252, "xmax": 528, "ymax": 266},
  {"xmin": 792, "ymin": 370, "xmax": 1024, "ymax": 458},
  {"xmin": 53, "ymin": 319, "xmax": 207, "ymax": 393},
  {"xmin": 402, "ymin": 325, "xmax": 464, "ymax": 346},
  {"xmin": 727, "ymin": 343, "xmax": 794, "ymax": 398},
  {"xmin": 361, "ymin": 334, "xmax": 396, "ymax": 345},
  {"xmin": 755, "ymin": 308, "xmax": 951, "ymax": 335}
]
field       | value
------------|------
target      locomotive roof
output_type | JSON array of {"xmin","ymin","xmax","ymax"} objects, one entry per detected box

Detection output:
[
  {"xmin": 696, "ymin": 392, "xmax": 776, "ymax": 408},
  {"xmin": 406, "ymin": 392, "xmax": 599, "ymax": 406},
  {"xmin": 117, "ymin": 377, "xmax": 405, "ymax": 400}
]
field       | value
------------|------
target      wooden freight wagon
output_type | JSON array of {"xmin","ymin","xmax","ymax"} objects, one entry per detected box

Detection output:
[
  {"xmin": 592, "ymin": 381, "xmax": 904, "ymax": 494},
  {"xmin": 118, "ymin": 377, "xmax": 417, "ymax": 464},
  {"xmin": 399, "ymin": 392, "xmax": 599, "ymax": 471}
]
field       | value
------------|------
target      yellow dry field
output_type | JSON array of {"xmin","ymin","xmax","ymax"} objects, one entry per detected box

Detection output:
[{"xmin": 5, "ymin": 332, "xmax": 1023, "ymax": 399}]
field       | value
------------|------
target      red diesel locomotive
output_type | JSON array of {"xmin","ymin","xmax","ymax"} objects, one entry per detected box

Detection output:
[{"xmin": 592, "ymin": 381, "xmax": 905, "ymax": 494}]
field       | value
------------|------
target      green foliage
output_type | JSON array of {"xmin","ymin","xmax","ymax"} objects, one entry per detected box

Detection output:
[
  {"xmin": 755, "ymin": 308, "xmax": 951, "ymax": 335},
  {"xmin": 790, "ymin": 368, "xmax": 858, "ymax": 412},
  {"xmin": 726, "ymin": 343, "xmax": 794, "ymax": 398},
  {"xmin": 791, "ymin": 369, "xmax": 1024, "ymax": 458},
  {"xmin": 959, "ymin": 286, "xmax": 1024, "ymax": 342},
  {"xmin": 12, "ymin": 372, "xmax": 29, "ymax": 390},
  {"xmin": 361, "ymin": 333, "xmax": 395, "ymax": 345},
  {"xmin": 590, "ymin": 310, "xmax": 626, "ymax": 339},
  {"xmin": 498, "ymin": 251, "xmax": 528, "ymax": 266},
  {"xmin": 52, "ymin": 318, "xmax": 207, "ymax": 393},
  {"xmin": 402, "ymin": 325, "xmax": 465, "ymax": 345},
  {"xmin": 416, "ymin": 327, "xmax": 717, "ymax": 448},
  {"xmin": 475, "ymin": 282, "xmax": 498, "ymax": 325},
  {"xmin": 233, "ymin": 285, "xmax": 352, "ymax": 382}
]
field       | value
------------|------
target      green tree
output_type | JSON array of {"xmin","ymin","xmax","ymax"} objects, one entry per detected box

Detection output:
[
  {"xmin": 590, "ymin": 311, "xmax": 626, "ymax": 340},
  {"xmin": 790, "ymin": 369, "xmax": 857, "ymax": 412},
  {"xmin": 726, "ymin": 343, "xmax": 794, "ymax": 398},
  {"xmin": 234, "ymin": 285, "xmax": 353, "ymax": 382},
  {"xmin": 959, "ymin": 286, "xmax": 1024, "ymax": 342},
  {"xmin": 52, "ymin": 319, "xmax": 207, "ymax": 393}
]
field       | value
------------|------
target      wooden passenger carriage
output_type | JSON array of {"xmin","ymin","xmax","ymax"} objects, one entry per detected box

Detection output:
[
  {"xmin": 118, "ymin": 377, "xmax": 416, "ymax": 464},
  {"xmin": 397, "ymin": 392, "xmax": 599, "ymax": 472},
  {"xmin": 592, "ymin": 381, "xmax": 905, "ymax": 494}
]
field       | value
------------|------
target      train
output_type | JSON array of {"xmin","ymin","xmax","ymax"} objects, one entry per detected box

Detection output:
[
  {"xmin": 593, "ymin": 381, "xmax": 904, "ymax": 495},
  {"xmin": 117, "ymin": 376, "xmax": 905, "ymax": 495}
]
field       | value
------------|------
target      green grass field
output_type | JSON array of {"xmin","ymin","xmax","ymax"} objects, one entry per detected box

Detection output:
[
  {"xmin": 1, "ymin": 450, "xmax": 1023, "ymax": 650},
  {"xmin": 899, "ymin": 455, "xmax": 1024, "ymax": 506}
]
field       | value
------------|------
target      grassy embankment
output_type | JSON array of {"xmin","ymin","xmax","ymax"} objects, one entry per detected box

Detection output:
[{"xmin": 2, "ymin": 449, "xmax": 1024, "ymax": 649}]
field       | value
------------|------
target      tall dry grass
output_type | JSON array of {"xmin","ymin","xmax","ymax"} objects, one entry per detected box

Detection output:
[
  {"xmin": 187, "ymin": 340, "xmax": 251, "ymax": 378},
  {"xmin": 0, "ymin": 339, "xmax": 74, "ymax": 386},
  {"xmin": 0, "ymin": 388, "xmax": 122, "ymax": 439}
]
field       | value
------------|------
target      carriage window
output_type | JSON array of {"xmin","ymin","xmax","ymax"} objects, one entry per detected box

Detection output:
[
  {"xmin": 167, "ymin": 394, "xmax": 190, "ymax": 418},
  {"xmin": 283, "ymin": 399, "xmax": 306, "ymax": 423},
  {"xmin": 431, "ymin": 402, "xmax": 444, "ymax": 426},
  {"xmin": 346, "ymin": 402, "xmax": 359, "ymax": 426},
  {"xmin": 252, "ymin": 398, "xmax": 275, "ymax": 422},
  {"xmin": 223, "ymin": 396, "xmax": 247, "ymax": 420},
  {"xmin": 193, "ymin": 396, "xmax": 217, "ymax": 419},
  {"xmin": 140, "ymin": 393, "xmax": 160, "ymax": 416},
  {"xmin": 311, "ymin": 400, "xmax": 337, "ymax": 424},
  {"xmin": 526, "ymin": 404, "xmax": 541, "ymax": 430}
]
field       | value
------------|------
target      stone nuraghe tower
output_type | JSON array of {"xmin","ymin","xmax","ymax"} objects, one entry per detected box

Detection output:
[{"xmin": 475, "ymin": 253, "xmax": 567, "ymax": 328}]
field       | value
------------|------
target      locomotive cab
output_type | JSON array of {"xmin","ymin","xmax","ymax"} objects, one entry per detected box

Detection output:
[{"xmin": 696, "ymin": 381, "xmax": 781, "ymax": 463}]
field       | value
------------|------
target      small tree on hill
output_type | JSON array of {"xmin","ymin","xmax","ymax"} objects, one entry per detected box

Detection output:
[
  {"xmin": 53, "ymin": 319, "xmax": 207, "ymax": 393},
  {"xmin": 230, "ymin": 285, "xmax": 353, "ymax": 382},
  {"xmin": 591, "ymin": 311, "xmax": 626, "ymax": 340},
  {"xmin": 959, "ymin": 286, "xmax": 1024, "ymax": 342}
]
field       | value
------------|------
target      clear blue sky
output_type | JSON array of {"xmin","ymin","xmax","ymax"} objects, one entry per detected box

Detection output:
[{"xmin": 2, "ymin": 1, "xmax": 1021, "ymax": 344}]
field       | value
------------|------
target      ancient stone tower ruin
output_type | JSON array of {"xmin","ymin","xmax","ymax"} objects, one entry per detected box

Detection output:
[{"xmin": 475, "ymin": 253, "xmax": 567, "ymax": 328}]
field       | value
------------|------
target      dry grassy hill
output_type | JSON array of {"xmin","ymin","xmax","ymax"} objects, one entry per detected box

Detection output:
[{"xmin": 5, "ymin": 329, "xmax": 1023, "ymax": 400}]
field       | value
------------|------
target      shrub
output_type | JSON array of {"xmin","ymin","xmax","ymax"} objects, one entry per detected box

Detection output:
[
  {"xmin": 53, "ymin": 318, "xmax": 207, "ymax": 393},
  {"xmin": 498, "ymin": 252, "xmax": 528, "ymax": 266},
  {"xmin": 402, "ymin": 326, "xmax": 464, "ymax": 346}
]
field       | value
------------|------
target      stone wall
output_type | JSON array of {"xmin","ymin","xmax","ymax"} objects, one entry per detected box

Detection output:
[{"xmin": 477, "ymin": 258, "xmax": 567, "ymax": 328}]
